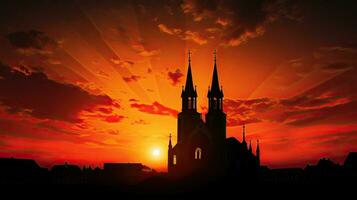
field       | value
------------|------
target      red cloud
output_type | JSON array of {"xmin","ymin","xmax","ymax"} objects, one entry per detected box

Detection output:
[
  {"xmin": 167, "ymin": 69, "xmax": 183, "ymax": 86},
  {"xmin": 104, "ymin": 115, "xmax": 125, "ymax": 123},
  {"xmin": 98, "ymin": 107, "xmax": 113, "ymax": 114},
  {"xmin": 130, "ymin": 101, "xmax": 178, "ymax": 118},
  {"xmin": 129, "ymin": 98, "xmax": 139, "ymax": 102}
]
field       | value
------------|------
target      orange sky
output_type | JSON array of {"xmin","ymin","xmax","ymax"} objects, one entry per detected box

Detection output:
[{"xmin": 0, "ymin": 0, "xmax": 357, "ymax": 171}]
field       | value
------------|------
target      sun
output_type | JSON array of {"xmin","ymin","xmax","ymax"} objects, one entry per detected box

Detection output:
[{"xmin": 152, "ymin": 148, "xmax": 161, "ymax": 157}]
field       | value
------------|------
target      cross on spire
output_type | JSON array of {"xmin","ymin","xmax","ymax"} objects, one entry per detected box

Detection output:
[
  {"xmin": 188, "ymin": 49, "xmax": 191, "ymax": 64},
  {"xmin": 214, "ymin": 49, "xmax": 217, "ymax": 64},
  {"xmin": 208, "ymin": 49, "xmax": 223, "ymax": 99},
  {"xmin": 168, "ymin": 133, "xmax": 172, "ymax": 149},
  {"xmin": 183, "ymin": 50, "xmax": 195, "ymax": 95},
  {"xmin": 243, "ymin": 124, "xmax": 246, "ymax": 142}
]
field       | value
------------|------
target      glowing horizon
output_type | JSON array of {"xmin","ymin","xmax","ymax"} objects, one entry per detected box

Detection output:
[{"xmin": 0, "ymin": 0, "xmax": 357, "ymax": 172}]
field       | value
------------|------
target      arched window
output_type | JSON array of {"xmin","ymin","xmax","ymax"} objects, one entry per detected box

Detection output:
[
  {"xmin": 173, "ymin": 155, "xmax": 177, "ymax": 165},
  {"xmin": 195, "ymin": 147, "xmax": 202, "ymax": 160},
  {"xmin": 188, "ymin": 97, "xmax": 192, "ymax": 109},
  {"xmin": 213, "ymin": 97, "xmax": 217, "ymax": 110}
]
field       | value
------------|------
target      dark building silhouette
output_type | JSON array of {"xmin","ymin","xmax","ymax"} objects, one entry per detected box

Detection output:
[
  {"xmin": 344, "ymin": 152, "xmax": 357, "ymax": 170},
  {"xmin": 168, "ymin": 51, "xmax": 260, "ymax": 177},
  {"xmin": 103, "ymin": 163, "xmax": 156, "ymax": 184},
  {"xmin": 104, "ymin": 163, "xmax": 153, "ymax": 173},
  {"xmin": 51, "ymin": 162, "xmax": 83, "ymax": 184},
  {"xmin": 0, "ymin": 157, "xmax": 48, "ymax": 184}
]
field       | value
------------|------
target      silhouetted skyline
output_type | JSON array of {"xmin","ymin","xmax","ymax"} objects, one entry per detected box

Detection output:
[{"xmin": 1, "ymin": 0, "xmax": 357, "ymax": 173}]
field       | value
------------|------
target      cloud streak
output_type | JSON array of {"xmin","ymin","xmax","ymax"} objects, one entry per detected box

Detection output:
[
  {"xmin": 181, "ymin": 0, "xmax": 302, "ymax": 46},
  {"xmin": 158, "ymin": 23, "xmax": 208, "ymax": 45},
  {"xmin": 130, "ymin": 101, "xmax": 178, "ymax": 118},
  {"xmin": 0, "ymin": 62, "xmax": 118, "ymax": 123}
]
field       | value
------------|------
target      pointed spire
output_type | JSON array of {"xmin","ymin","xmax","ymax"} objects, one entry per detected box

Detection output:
[
  {"xmin": 184, "ymin": 50, "xmax": 196, "ymax": 96},
  {"xmin": 208, "ymin": 49, "xmax": 223, "ymax": 98},
  {"xmin": 214, "ymin": 49, "xmax": 217, "ymax": 65},
  {"xmin": 211, "ymin": 50, "xmax": 220, "ymax": 93},
  {"xmin": 168, "ymin": 133, "xmax": 172, "ymax": 149},
  {"xmin": 256, "ymin": 139, "xmax": 260, "ymax": 166},
  {"xmin": 188, "ymin": 49, "xmax": 191, "ymax": 65},
  {"xmin": 243, "ymin": 124, "xmax": 246, "ymax": 143},
  {"xmin": 249, "ymin": 140, "xmax": 252, "ymax": 153},
  {"xmin": 242, "ymin": 124, "xmax": 247, "ymax": 150}
]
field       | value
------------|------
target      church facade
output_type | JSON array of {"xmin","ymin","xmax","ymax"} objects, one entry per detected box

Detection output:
[{"xmin": 168, "ymin": 51, "xmax": 260, "ymax": 177}]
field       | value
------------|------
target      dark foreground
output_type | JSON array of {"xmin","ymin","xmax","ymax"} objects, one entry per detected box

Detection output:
[
  {"xmin": 1, "ymin": 153, "xmax": 356, "ymax": 198},
  {"xmin": 1, "ymin": 174, "xmax": 356, "ymax": 199}
]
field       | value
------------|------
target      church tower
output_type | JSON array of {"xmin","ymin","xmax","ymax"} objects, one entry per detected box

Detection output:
[
  {"xmin": 242, "ymin": 124, "xmax": 247, "ymax": 150},
  {"xmin": 256, "ymin": 140, "xmax": 260, "ymax": 166},
  {"xmin": 206, "ymin": 50, "xmax": 226, "ymax": 143},
  {"xmin": 205, "ymin": 50, "xmax": 226, "ymax": 174},
  {"xmin": 168, "ymin": 134, "xmax": 173, "ymax": 172},
  {"xmin": 177, "ymin": 50, "xmax": 202, "ymax": 143}
]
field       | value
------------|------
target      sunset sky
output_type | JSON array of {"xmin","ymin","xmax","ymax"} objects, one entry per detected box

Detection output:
[{"xmin": 1, "ymin": 0, "xmax": 357, "ymax": 171}]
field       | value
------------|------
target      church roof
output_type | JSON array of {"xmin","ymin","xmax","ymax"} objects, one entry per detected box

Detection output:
[
  {"xmin": 344, "ymin": 152, "xmax": 357, "ymax": 168},
  {"xmin": 0, "ymin": 157, "xmax": 40, "ymax": 169},
  {"xmin": 226, "ymin": 137, "xmax": 242, "ymax": 147}
]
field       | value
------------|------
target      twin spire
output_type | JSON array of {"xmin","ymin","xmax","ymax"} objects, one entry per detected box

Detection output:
[
  {"xmin": 242, "ymin": 124, "xmax": 260, "ymax": 156},
  {"xmin": 182, "ymin": 49, "xmax": 222, "ymax": 98}
]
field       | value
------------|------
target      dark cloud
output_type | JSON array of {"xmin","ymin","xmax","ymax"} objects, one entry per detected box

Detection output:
[
  {"xmin": 130, "ymin": 101, "xmax": 178, "ymax": 118},
  {"xmin": 224, "ymin": 98, "xmax": 276, "ymax": 126},
  {"xmin": 279, "ymin": 94, "xmax": 346, "ymax": 109},
  {"xmin": 0, "ymin": 62, "xmax": 118, "ymax": 123},
  {"xmin": 108, "ymin": 130, "xmax": 120, "ymax": 135},
  {"xmin": 181, "ymin": 0, "xmax": 301, "ymax": 46},
  {"xmin": 129, "ymin": 98, "xmax": 139, "ymax": 102},
  {"xmin": 116, "ymin": 25, "xmax": 131, "ymax": 43},
  {"xmin": 116, "ymin": 23, "xmax": 160, "ymax": 57},
  {"xmin": 224, "ymin": 68, "xmax": 357, "ymax": 127},
  {"xmin": 167, "ymin": 69, "xmax": 184, "ymax": 86},
  {"xmin": 110, "ymin": 58, "xmax": 135, "ymax": 68},
  {"xmin": 122, "ymin": 75, "xmax": 141, "ymax": 82},
  {"xmin": 281, "ymin": 99, "xmax": 357, "ymax": 126},
  {"xmin": 158, "ymin": 23, "xmax": 208, "ymax": 45},
  {"xmin": 6, "ymin": 30, "xmax": 58, "ymax": 53},
  {"xmin": 309, "ymin": 130, "xmax": 357, "ymax": 148},
  {"xmin": 322, "ymin": 62, "xmax": 353, "ymax": 72},
  {"xmin": 131, "ymin": 119, "xmax": 149, "ymax": 125}
]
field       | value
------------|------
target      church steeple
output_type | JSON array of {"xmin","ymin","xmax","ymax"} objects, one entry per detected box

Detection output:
[
  {"xmin": 249, "ymin": 140, "xmax": 252, "ymax": 153},
  {"xmin": 210, "ymin": 50, "xmax": 220, "ymax": 95},
  {"xmin": 256, "ymin": 139, "xmax": 260, "ymax": 166},
  {"xmin": 168, "ymin": 133, "xmax": 172, "ymax": 150},
  {"xmin": 185, "ymin": 51, "xmax": 194, "ymax": 94},
  {"xmin": 181, "ymin": 50, "xmax": 197, "ymax": 111},
  {"xmin": 242, "ymin": 124, "xmax": 247, "ymax": 150},
  {"xmin": 208, "ymin": 50, "xmax": 224, "ymax": 112}
]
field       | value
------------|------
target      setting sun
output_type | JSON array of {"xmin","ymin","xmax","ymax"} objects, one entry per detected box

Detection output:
[{"xmin": 152, "ymin": 148, "xmax": 161, "ymax": 158}]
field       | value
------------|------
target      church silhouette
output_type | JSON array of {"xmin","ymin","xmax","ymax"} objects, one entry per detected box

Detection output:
[{"xmin": 168, "ymin": 51, "xmax": 260, "ymax": 178}]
